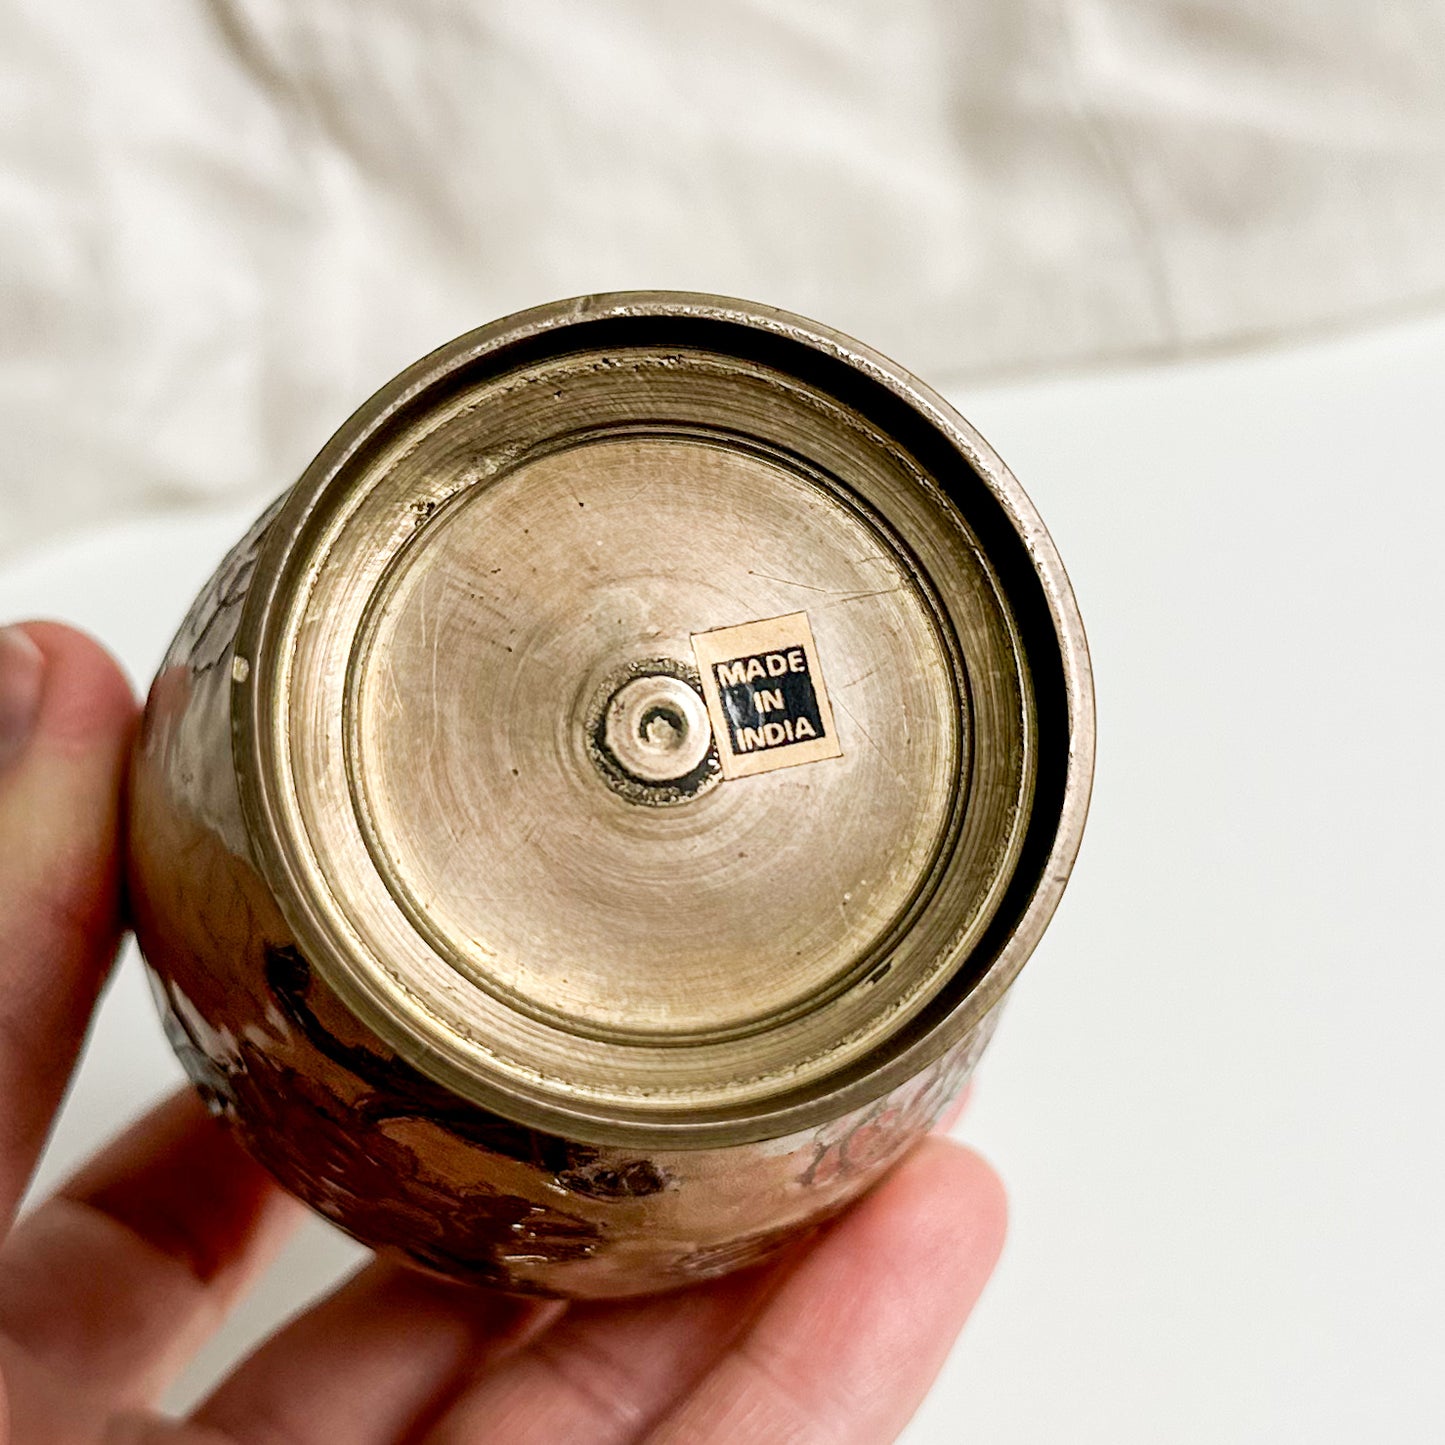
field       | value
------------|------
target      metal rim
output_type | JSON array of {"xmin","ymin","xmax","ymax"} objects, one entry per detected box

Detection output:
[{"xmin": 232, "ymin": 292, "xmax": 1095, "ymax": 1148}]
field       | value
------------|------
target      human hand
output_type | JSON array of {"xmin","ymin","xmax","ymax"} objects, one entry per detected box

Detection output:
[{"xmin": 0, "ymin": 621, "xmax": 1007, "ymax": 1444}]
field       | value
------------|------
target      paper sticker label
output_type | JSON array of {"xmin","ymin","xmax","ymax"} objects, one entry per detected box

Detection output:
[{"xmin": 691, "ymin": 612, "xmax": 844, "ymax": 779}]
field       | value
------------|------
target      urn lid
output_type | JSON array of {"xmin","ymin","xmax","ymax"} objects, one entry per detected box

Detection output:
[{"xmin": 232, "ymin": 294, "xmax": 1092, "ymax": 1145}]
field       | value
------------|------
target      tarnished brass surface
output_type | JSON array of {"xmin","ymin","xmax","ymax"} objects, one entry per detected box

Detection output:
[{"xmin": 128, "ymin": 294, "xmax": 1093, "ymax": 1295}]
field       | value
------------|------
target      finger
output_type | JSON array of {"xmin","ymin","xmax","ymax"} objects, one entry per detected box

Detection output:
[
  {"xmin": 0, "ymin": 621, "xmax": 136, "ymax": 1226},
  {"xmin": 642, "ymin": 1138, "xmax": 1007, "ymax": 1445},
  {"xmin": 425, "ymin": 1136, "xmax": 1000, "ymax": 1445},
  {"xmin": 0, "ymin": 1092, "xmax": 298, "ymax": 1430},
  {"xmin": 192, "ymin": 1259, "xmax": 558, "ymax": 1445},
  {"xmin": 422, "ymin": 1252, "xmax": 801, "ymax": 1445}
]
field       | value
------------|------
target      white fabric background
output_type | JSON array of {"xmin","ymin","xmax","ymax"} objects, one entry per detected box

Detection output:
[
  {"xmin": 5, "ymin": 0, "xmax": 1445, "ymax": 555},
  {"xmin": 4, "ymin": 6, "xmax": 1445, "ymax": 1438}
]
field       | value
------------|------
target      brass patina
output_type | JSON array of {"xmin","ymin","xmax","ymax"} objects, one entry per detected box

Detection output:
[{"xmin": 129, "ymin": 294, "xmax": 1093, "ymax": 1294}]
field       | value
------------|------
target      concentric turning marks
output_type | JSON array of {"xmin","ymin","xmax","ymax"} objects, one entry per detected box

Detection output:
[
  {"xmin": 255, "ymin": 326, "xmax": 1049, "ymax": 1138},
  {"xmin": 339, "ymin": 431, "xmax": 967, "ymax": 1056},
  {"xmin": 588, "ymin": 661, "xmax": 719, "ymax": 805}
]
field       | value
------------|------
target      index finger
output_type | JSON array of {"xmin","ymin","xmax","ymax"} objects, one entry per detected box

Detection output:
[{"xmin": 0, "ymin": 621, "xmax": 136, "ymax": 1227}]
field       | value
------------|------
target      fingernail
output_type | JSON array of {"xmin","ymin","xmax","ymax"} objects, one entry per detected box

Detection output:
[{"xmin": 0, "ymin": 625, "xmax": 45, "ymax": 771}]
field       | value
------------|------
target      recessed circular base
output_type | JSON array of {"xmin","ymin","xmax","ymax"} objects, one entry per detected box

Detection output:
[
  {"xmin": 346, "ymin": 430, "xmax": 965, "ymax": 1047},
  {"xmin": 232, "ymin": 296, "xmax": 1086, "ymax": 1145}
]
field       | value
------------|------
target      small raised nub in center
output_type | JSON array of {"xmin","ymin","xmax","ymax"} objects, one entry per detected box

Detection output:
[{"xmin": 603, "ymin": 674, "xmax": 712, "ymax": 784}]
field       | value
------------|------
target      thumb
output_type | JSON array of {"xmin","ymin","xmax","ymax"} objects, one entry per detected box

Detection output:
[{"xmin": 0, "ymin": 622, "xmax": 136, "ymax": 1228}]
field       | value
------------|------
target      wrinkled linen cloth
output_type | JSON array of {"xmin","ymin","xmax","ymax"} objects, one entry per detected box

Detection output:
[{"xmin": 4, "ymin": 0, "xmax": 1445, "ymax": 557}]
